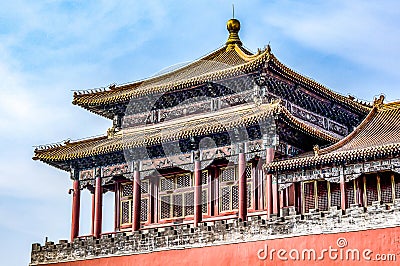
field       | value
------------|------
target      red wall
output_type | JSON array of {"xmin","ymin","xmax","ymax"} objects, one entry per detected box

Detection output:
[{"xmin": 47, "ymin": 227, "xmax": 400, "ymax": 266}]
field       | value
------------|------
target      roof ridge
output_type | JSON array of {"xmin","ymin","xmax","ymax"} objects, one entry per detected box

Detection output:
[
  {"xmin": 279, "ymin": 104, "xmax": 340, "ymax": 143},
  {"xmin": 318, "ymin": 106, "xmax": 378, "ymax": 154},
  {"xmin": 268, "ymin": 53, "xmax": 372, "ymax": 113}
]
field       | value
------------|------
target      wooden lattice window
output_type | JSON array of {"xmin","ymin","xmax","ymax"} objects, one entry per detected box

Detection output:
[
  {"xmin": 303, "ymin": 181, "xmax": 315, "ymax": 213},
  {"xmin": 302, "ymin": 180, "xmax": 340, "ymax": 213},
  {"xmin": 365, "ymin": 176, "xmax": 378, "ymax": 206},
  {"xmin": 177, "ymin": 174, "xmax": 192, "ymax": 189},
  {"xmin": 159, "ymin": 173, "xmax": 200, "ymax": 220},
  {"xmin": 379, "ymin": 174, "xmax": 393, "ymax": 204},
  {"xmin": 246, "ymin": 164, "xmax": 253, "ymax": 209},
  {"xmin": 173, "ymin": 194, "xmax": 183, "ymax": 217},
  {"xmin": 141, "ymin": 180, "xmax": 149, "ymax": 194},
  {"xmin": 121, "ymin": 200, "xmax": 132, "ymax": 225},
  {"xmin": 140, "ymin": 180, "xmax": 150, "ymax": 222},
  {"xmin": 345, "ymin": 180, "xmax": 356, "ymax": 209},
  {"xmin": 140, "ymin": 198, "xmax": 148, "ymax": 222},
  {"xmin": 120, "ymin": 182, "xmax": 133, "ymax": 225},
  {"xmin": 317, "ymin": 181, "xmax": 329, "ymax": 211},
  {"xmin": 202, "ymin": 189, "xmax": 208, "ymax": 214},
  {"xmin": 201, "ymin": 170, "xmax": 209, "ymax": 215},
  {"xmin": 120, "ymin": 180, "xmax": 150, "ymax": 225},
  {"xmin": 184, "ymin": 192, "xmax": 195, "ymax": 216},
  {"xmin": 330, "ymin": 182, "xmax": 341, "ymax": 209},
  {"xmin": 219, "ymin": 166, "xmax": 238, "ymax": 212},
  {"xmin": 221, "ymin": 167, "xmax": 236, "ymax": 182},
  {"xmin": 160, "ymin": 177, "xmax": 174, "ymax": 191},
  {"xmin": 247, "ymin": 183, "xmax": 252, "ymax": 208},
  {"xmin": 395, "ymin": 174, "xmax": 400, "ymax": 199},
  {"xmin": 121, "ymin": 183, "xmax": 133, "ymax": 197},
  {"xmin": 201, "ymin": 170, "xmax": 208, "ymax": 185},
  {"xmin": 160, "ymin": 195, "xmax": 171, "ymax": 219},
  {"xmin": 232, "ymin": 185, "xmax": 239, "ymax": 210}
]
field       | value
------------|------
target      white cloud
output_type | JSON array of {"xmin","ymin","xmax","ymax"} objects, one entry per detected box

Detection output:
[{"xmin": 264, "ymin": 0, "xmax": 400, "ymax": 76}]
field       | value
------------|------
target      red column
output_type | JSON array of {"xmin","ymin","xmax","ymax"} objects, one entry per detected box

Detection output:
[
  {"xmin": 70, "ymin": 179, "xmax": 80, "ymax": 241},
  {"xmin": 265, "ymin": 147, "xmax": 275, "ymax": 218},
  {"xmin": 94, "ymin": 169, "xmax": 102, "ymax": 238},
  {"xmin": 257, "ymin": 158, "xmax": 264, "ymax": 211},
  {"xmin": 194, "ymin": 154, "xmax": 202, "ymax": 227},
  {"xmin": 340, "ymin": 172, "xmax": 346, "ymax": 211},
  {"xmin": 132, "ymin": 166, "xmax": 141, "ymax": 231},
  {"xmin": 213, "ymin": 166, "xmax": 219, "ymax": 216},
  {"xmin": 91, "ymin": 192, "xmax": 95, "ymax": 235},
  {"xmin": 272, "ymin": 178, "xmax": 279, "ymax": 214},
  {"xmin": 288, "ymin": 184, "xmax": 296, "ymax": 206},
  {"xmin": 114, "ymin": 183, "xmax": 120, "ymax": 232},
  {"xmin": 238, "ymin": 147, "xmax": 247, "ymax": 222}
]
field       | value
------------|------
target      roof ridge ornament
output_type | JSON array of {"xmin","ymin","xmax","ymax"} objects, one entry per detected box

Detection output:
[
  {"xmin": 313, "ymin": 145, "xmax": 320, "ymax": 157},
  {"xmin": 373, "ymin": 94, "xmax": 385, "ymax": 109}
]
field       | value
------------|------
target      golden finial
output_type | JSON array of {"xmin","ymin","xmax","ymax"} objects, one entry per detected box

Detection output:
[{"xmin": 226, "ymin": 5, "xmax": 242, "ymax": 48}]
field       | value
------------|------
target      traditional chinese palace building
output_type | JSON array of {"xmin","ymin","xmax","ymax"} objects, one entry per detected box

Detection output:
[{"xmin": 31, "ymin": 19, "xmax": 400, "ymax": 265}]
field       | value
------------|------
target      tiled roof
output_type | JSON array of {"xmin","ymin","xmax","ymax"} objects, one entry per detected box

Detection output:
[
  {"xmin": 72, "ymin": 45, "xmax": 263, "ymax": 106},
  {"xmin": 33, "ymin": 102, "xmax": 339, "ymax": 164},
  {"xmin": 72, "ymin": 45, "xmax": 370, "ymax": 117},
  {"xmin": 267, "ymin": 99, "xmax": 400, "ymax": 171}
]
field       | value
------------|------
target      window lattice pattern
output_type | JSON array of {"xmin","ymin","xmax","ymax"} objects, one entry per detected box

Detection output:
[
  {"xmin": 395, "ymin": 176, "xmax": 400, "ymax": 199},
  {"xmin": 160, "ymin": 178, "xmax": 173, "ymax": 191},
  {"xmin": 366, "ymin": 176, "xmax": 378, "ymax": 206},
  {"xmin": 184, "ymin": 192, "xmax": 195, "ymax": 216},
  {"xmin": 140, "ymin": 180, "xmax": 149, "ymax": 194},
  {"xmin": 330, "ymin": 182, "xmax": 341, "ymax": 209},
  {"xmin": 317, "ymin": 181, "xmax": 328, "ymax": 211},
  {"xmin": 121, "ymin": 183, "xmax": 133, "ymax": 197},
  {"xmin": 221, "ymin": 168, "xmax": 235, "ymax": 182},
  {"xmin": 380, "ymin": 175, "xmax": 393, "ymax": 203},
  {"xmin": 304, "ymin": 182, "xmax": 315, "ymax": 213},
  {"xmin": 247, "ymin": 183, "xmax": 252, "ymax": 208},
  {"xmin": 245, "ymin": 165, "xmax": 252, "ymax": 179},
  {"xmin": 201, "ymin": 171, "xmax": 208, "ymax": 185},
  {"xmin": 177, "ymin": 174, "xmax": 192, "ymax": 188},
  {"xmin": 160, "ymin": 195, "xmax": 171, "ymax": 219},
  {"xmin": 232, "ymin": 185, "xmax": 239, "ymax": 210},
  {"xmin": 202, "ymin": 190, "xmax": 208, "ymax": 214},
  {"xmin": 345, "ymin": 181, "xmax": 355, "ymax": 209},
  {"xmin": 121, "ymin": 201, "xmax": 131, "ymax": 224},
  {"xmin": 173, "ymin": 194, "xmax": 183, "ymax": 217},
  {"xmin": 221, "ymin": 186, "xmax": 231, "ymax": 211},
  {"xmin": 140, "ymin": 198, "xmax": 148, "ymax": 222}
]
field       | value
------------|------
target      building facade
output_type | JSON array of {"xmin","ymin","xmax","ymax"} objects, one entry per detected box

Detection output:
[{"xmin": 30, "ymin": 19, "xmax": 400, "ymax": 265}]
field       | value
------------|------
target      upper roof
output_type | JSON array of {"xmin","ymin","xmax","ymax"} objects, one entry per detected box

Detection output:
[
  {"xmin": 267, "ymin": 97, "xmax": 400, "ymax": 171},
  {"xmin": 72, "ymin": 19, "xmax": 370, "ymax": 118},
  {"xmin": 33, "ymin": 101, "xmax": 340, "ymax": 170}
]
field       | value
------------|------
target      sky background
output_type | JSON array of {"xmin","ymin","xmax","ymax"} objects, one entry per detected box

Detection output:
[{"xmin": 1, "ymin": 0, "xmax": 400, "ymax": 265}]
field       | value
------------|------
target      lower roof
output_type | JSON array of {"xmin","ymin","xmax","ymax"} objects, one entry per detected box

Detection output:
[
  {"xmin": 33, "ymin": 101, "xmax": 339, "ymax": 169},
  {"xmin": 267, "ymin": 98, "xmax": 400, "ymax": 172}
]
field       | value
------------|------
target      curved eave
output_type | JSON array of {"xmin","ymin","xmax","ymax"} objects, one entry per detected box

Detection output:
[
  {"xmin": 33, "ymin": 102, "xmax": 279, "ymax": 164},
  {"xmin": 267, "ymin": 143, "xmax": 400, "ymax": 172},
  {"xmin": 266, "ymin": 102, "xmax": 400, "ymax": 172},
  {"xmin": 33, "ymin": 100, "xmax": 340, "ymax": 170},
  {"xmin": 268, "ymin": 54, "xmax": 372, "ymax": 114},
  {"xmin": 278, "ymin": 104, "xmax": 340, "ymax": 144},
  {"xmin": 72, "ymin": 45, "xmax": 270, "ymax": 107}
]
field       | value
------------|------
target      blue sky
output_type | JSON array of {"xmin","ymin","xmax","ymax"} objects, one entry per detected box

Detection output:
[{"xmin": 1, "ymin": 0, "xmax": 400, "ymax": 265}]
